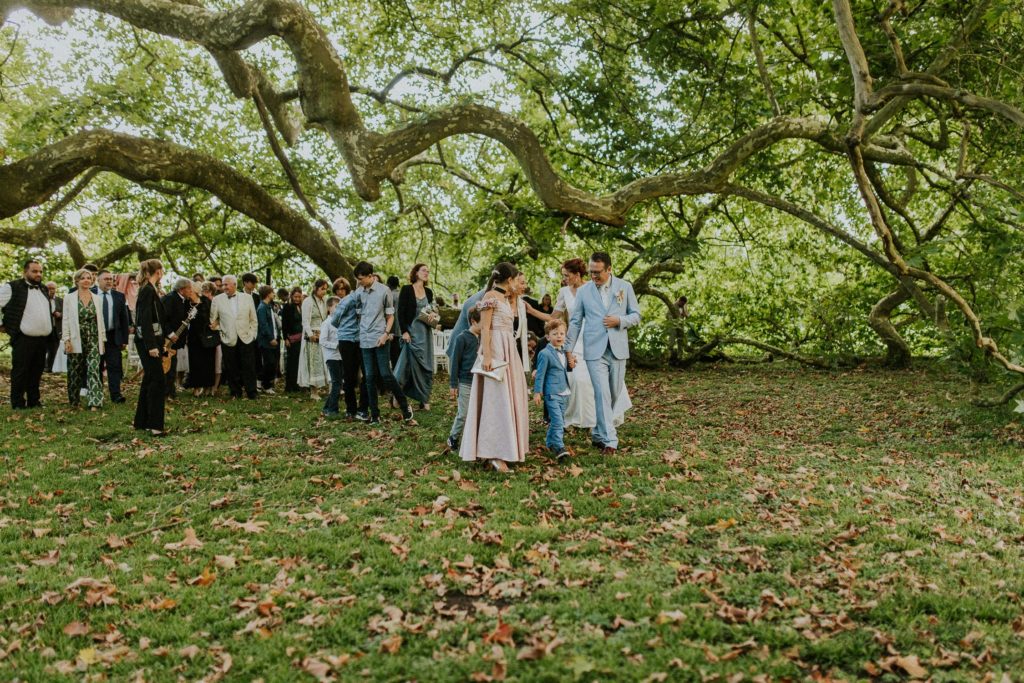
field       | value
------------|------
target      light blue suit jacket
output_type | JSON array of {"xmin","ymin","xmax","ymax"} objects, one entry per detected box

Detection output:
[
  {"xmin": 447, "ymin": 288, "xmax": 486, "ymax": 363},
  {"xmin": 533, "ymin": 344, "xmax": 570, "ymax": 397},
  {"xmin": 565, "ymin": 276, "xmax": 641, "ymax": 361}
]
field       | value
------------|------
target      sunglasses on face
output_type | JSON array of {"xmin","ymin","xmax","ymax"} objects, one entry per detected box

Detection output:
[{"xmin": 588, "ymin": 269, "xmax": 605, "ymax": 276}]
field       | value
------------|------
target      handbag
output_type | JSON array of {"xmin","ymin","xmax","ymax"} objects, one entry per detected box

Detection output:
[
  {"xmin": 200, "ymin": 328, "xmax": 220, "ymax": 348},
  {"xmin": 287, "ymin": 332, "xmax": 303, "ymax": 345},
  {"xmin": 471, "ymin": 354, "xmax": 508, "ymax": 382},
  {"xmin": 416, "ymin": 303, "xmax": 440, "ymax": 328}
]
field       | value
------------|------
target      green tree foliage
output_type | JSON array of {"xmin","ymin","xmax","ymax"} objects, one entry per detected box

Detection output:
[{"xmin": 0, "ymin": 0, "xmax": 1022, "ymax": 399}]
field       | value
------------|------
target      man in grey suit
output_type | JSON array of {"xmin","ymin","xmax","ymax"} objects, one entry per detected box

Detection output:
[{"xmin": 564, "ymin": 251, "xmax": 641, "ymax": 454}]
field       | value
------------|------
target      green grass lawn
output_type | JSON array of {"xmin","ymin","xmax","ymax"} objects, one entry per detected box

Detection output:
[{"xmin": 1, "ymin": 362, "xmax": 1022, "ymax": 681}]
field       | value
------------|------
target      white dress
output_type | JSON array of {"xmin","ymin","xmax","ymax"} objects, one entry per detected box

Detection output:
[
  {"xmin": 556, "ymin": 285, "xmax": 632, "ymax": 429},
  {"xmin": 297, "ymin": 295, "xmax": 328, "ymax": 389}
]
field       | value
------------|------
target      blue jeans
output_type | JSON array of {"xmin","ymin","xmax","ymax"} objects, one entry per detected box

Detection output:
[
  {"xmin": 361, "ymin": 345, "xmax": 408, "ymax": 418},
  {"xmin": 449, "ymin": 382, "xmax": 472, "ymax": 442},
  {"xmin": 323, "ymin": 359, "xmax": 343, "ymax": 414},
  {"xmin": 544, "ymin": 393, "xmax": 569, "ymax": 451}
]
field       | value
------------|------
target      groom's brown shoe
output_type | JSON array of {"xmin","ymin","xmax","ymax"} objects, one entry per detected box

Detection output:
[{"xmin": 601, "ymin": 446, "xmax": 617, "ymax": 455}]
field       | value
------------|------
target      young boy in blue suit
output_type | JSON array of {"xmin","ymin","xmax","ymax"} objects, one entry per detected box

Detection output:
[{"xmin": 533, "ymin": 318, "xmax": 575, "ymax": 460}]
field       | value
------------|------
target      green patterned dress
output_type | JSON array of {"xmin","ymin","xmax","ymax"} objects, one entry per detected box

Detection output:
[{"xmin": 67, "ymin": 296, "xmax": 103, "ymax": 408}]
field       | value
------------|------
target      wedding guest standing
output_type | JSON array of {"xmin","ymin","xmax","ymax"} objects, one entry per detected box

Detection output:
[
  {"xmin": 0, "ymin": 259, "xmax": 53, "ymax": 409},
  {"xmin": 187, "ymin": 282, "xmax": 219, "ymax": 397},
  {"xmin": 256, "ymin": 285, "xmax": 281, "ymax": 394},
  {"xmin": 161, "ymin": 278, "xmax": 195, "ymax": 399},
  {"xmin": 210, "ymin": 275, "xmax": 259, "ymax": 400},
  {"xmin": 96, "ymin": 270, "xmax": 130, "ymax": 403},
  {"xmin": 298, "ymin": 279, "xmax": 329, "ymax": 399},
  {"xmin": 319, "ymin": 296, "xmax": 342, "ymax": 418},
  {"xmin": 281, "ymin": 286, "xmax": 303, "ymax": 393},
  {"xmin": 327, "ymin": 278, "xmax": 368, "ymax": 419},
  {"xmin": 386, "ymin": 275, "xmax": 402, "ymax": 369},
  {"xmin": 446, "ymin": 285, "xmax": 487, "ymax": 367},
  {"xmin": 45, "ymin": 281, "xmax": 63, "ymax": 372},
  {"xmin": 133, "ymin": 259, "xmax": 167, "ymax": 435},
  {"xmin": 242, "ymin": 273, "xmax": 262, "ymax": 379},
  {"xmin": 459, "ymin": 262, "xmax": 529, "ymax": 472},
  {"xmin": 444, "ymin": 307, "xmax": 481, "ymax": 453},
  {"xmin": 394, "ymin": 263, "xmax": 438, "ymax": 410},
  {"xmin": 63, "ymin": 268, "xmax": 106, "ymax": 410},
  {"xmin": 353, "ymin": 261, "xmax": 414, "ymax": 425}
]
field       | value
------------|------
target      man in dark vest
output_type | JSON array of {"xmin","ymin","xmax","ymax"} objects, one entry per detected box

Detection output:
[
  {"xmin": 96, "ymin": 270, "xmax": 131, "ymax": 403},
  {"xmin": 0, "ymin": 260, "xmax": 53, "ymax": 409}
]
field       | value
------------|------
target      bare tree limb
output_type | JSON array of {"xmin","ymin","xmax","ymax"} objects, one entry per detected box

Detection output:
[
  {"xmin": 6, "ymin": 0, "xmax": 920, "ymax": 228},
  {"xmin": 747, "ymin": 4, "xmax": 781, "ymax": 117},
  {"xmin": 973, "ymin": 382, "xmax": 1024, "ymax": 408},
  {"xmin": 0, "ymin": 129, "xmax": 353, "ymax": 280}
]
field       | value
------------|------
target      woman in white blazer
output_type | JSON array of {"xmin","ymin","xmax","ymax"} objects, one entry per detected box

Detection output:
[{"xmin": 62, "ymin": 268, "xmax": 107, "ymax": 409}]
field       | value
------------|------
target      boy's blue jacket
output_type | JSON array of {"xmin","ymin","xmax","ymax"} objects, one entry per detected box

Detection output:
[{"xmin": 533, "ymin": 344, "xmax": 570, "ymax": 396}]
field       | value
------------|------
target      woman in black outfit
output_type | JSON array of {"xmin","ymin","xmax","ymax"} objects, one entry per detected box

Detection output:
[
  {"xmin": 133, "ymin": 259, "xmax": 167, "ymax": 436},
  {"xmin": 393, "ymin": 263, "xmax": 436, "ymax": 410},
  {"xmin": 281, "ymin": 286, "xmax": 304, "ymax": 393},
  {"xmin": 187, "ymin": 281, "xmax": 218, "ymax": 396}
]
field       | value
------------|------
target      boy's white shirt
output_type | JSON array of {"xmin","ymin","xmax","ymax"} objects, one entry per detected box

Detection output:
[{"xmin": 319, "ymin": 317, "xmax": 340, "ymax": 361}]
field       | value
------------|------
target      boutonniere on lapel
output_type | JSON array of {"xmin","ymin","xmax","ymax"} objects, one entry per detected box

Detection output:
[{"xmin": 615, "ymin": 289, "xmax": 625, "ymax": 306}]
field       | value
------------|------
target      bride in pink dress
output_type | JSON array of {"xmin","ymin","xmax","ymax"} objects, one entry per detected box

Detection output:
[{"xmin": 459, "ymin": 262, "xmax": 529, "ymax": 472}]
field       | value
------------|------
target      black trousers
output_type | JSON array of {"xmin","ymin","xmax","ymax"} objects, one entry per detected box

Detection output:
[
  {"xmin": 260, "ymin": 345, "xmax": 279, "ymax": 389},
  {"xmin": 10, "ymin": 334, "xmax": 48, "ymax": 408},
  {"xmin": 133, "ymin": 341, "xmax": 165, "ymax": 430},
  {"xmin": 285, "ymin": 342, "xmax": 301, "ymax": 392},
  {"xmin": 46, "ymin": 334, "xmax": 60, "ymax": 373},
  {"xmin": 339, "ymin": 340, "xmax": 368, "ymax": 415},
  {"xmin": 163, "ymin": 353, "xmax": 178, "ymax": 397},
  {"xmin": 223, "ymin": 340, "xmax": 258, "ymax": 398},
  {"xmin": 100, "ymin": 333, "xmax": 124, "ymax": 400}
]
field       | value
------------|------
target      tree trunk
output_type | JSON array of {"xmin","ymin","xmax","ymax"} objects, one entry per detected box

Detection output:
[{"xmin": 867, "ymin": 287, "xmax": 912, "ymax": 368}]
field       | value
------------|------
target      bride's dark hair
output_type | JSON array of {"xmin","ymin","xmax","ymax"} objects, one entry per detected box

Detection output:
[{"xmin": 486, "ymin": 262, "xmax": 519, "ymax": 293}]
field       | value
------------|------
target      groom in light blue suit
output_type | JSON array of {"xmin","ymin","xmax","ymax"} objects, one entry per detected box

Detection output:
[{"xmin": 564, "ymin": 252, "xmax": 641, "ymax": 452}]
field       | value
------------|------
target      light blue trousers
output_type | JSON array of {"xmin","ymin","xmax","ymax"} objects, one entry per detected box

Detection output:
[{"xmin": 587, "ymin": 345, "xmax": 626, "ymax": 448}]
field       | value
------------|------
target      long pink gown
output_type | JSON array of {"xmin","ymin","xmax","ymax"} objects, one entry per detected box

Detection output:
[{"xmin": 459, "ymin": 297, "xmax": 529, "ymax": 463}]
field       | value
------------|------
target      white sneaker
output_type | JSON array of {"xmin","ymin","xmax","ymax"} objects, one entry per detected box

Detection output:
[{"xmin": 263, "ymin": 388, "xmax": 276, "ymax": 395}]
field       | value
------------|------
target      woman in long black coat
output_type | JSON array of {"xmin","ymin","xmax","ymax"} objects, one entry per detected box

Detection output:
[
  {"xmin": 133, "ymin": 259, "xmax": 168, "ymax": 435},
  {"xmin": 187, "ymin": 281, "xmax": 218, "ymax": 396},
  {"xmin": 281, "ymin": 287, "xmax": 304, "ymax": 393}
]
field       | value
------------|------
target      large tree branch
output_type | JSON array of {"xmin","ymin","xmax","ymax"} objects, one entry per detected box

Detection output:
[
  {"xmin": 0, "ymin": 129, "xmax": 353, "ymax": 280},
  {"xmin": 721, "ymin": 184, "xmax": 898, "ymax": 276},
  {"xmin": 7, "ymin": 0, "xmax": 920, "ymax": 229},
  {"xmin": 872, "ymin": 82, "xmax": 1024, "ymax": 127},
  {"xmin": 863, "ymin": 0, "xmax": 994, "ymax": 137}
]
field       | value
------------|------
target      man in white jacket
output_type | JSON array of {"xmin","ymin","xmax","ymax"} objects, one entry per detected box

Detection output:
[{"xmin": 210, "ymin": 275, "xmax": 259, "ymax": 399}]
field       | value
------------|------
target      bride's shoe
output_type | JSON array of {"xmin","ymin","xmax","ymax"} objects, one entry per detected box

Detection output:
[{"xmin": 490, "ymin": 460, "xmax": 509, "ymax": 473}]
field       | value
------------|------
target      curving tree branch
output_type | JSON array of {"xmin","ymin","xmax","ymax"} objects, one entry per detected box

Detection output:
[
  {"xmin": 0, "ymin": 129, "xmax": 354, "ymax": 280},
  {"xmin": 5, "ymin": 0, "xmax": 921, "ymax": 229}
]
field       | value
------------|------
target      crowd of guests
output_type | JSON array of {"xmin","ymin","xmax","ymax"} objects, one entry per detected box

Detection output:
[{"xmin": 1, "ymin": 252, "xmax": 641, "ymax": 471}]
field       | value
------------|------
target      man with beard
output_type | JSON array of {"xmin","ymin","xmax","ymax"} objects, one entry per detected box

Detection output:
[{"xmin": 0, "ymin": 260, "xmax": 54, "ymax": 408}]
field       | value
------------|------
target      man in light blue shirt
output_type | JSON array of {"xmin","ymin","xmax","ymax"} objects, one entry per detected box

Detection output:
[
  {"xmin": 329, "ymin": 284, "xmax": 368, "ymax": 419},
  {"xmin": 353, "ymin": 261, "xmax": 414, "ymax": 425}
]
